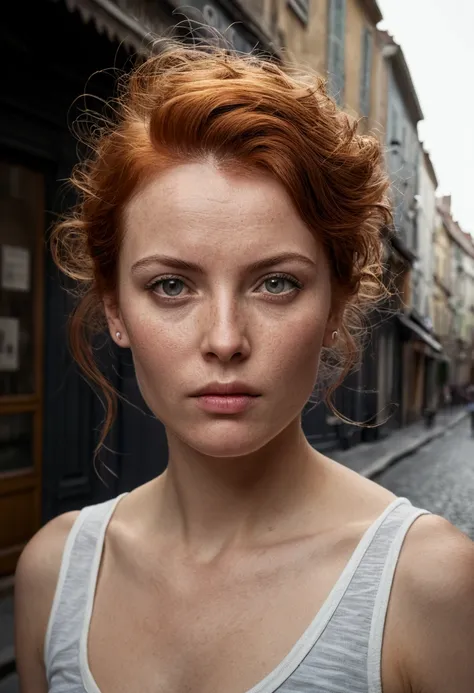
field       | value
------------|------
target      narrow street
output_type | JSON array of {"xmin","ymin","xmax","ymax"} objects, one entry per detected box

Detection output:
[{"xmin": 374, "ymin": 418, "xmax": 474, "ymax": 540}]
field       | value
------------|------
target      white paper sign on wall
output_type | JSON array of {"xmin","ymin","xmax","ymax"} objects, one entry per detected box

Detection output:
[{"xmin": 1, "ymin": 245, "xmax": 30, "ymax": 292}]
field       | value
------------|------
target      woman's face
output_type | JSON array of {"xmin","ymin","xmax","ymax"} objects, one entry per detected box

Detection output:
[{"xmin": 109, "ymin": 162, "xmax": 338, "ymax": 457}]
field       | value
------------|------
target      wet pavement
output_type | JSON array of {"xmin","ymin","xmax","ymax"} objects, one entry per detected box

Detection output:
[
  {"xmin": 374, "ymin": 417, "xmax": 474, "ymax": 540},
  {"xmin": 332, "ymin": 407, "xmax": 468, "ymax": 478}
]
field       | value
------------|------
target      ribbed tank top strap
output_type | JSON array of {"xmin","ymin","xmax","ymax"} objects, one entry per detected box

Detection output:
[
  {"xmin": 44, "ymin": 494, "xmax": 127, "ymax": 692},
  {"xmin": 366, "ymin": 500, "xmax": 430, "ymax": 693},
  {"xmin": 276, "ymin": 497, "xmax": 430, "ymax": 693}
]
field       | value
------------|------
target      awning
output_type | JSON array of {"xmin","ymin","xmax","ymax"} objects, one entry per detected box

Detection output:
[
  {"xmin": 397, "ymin": 313, "xmax": 443, "ymax": 353},
  {"xmin": 56, "ymin": 0, "xmax": 166, "ymax": 54},
  {"xmin": 57, "ymin": 0, "xmax": 276, "ymax": 57}
]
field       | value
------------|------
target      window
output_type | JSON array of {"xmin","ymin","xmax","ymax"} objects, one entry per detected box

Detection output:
[
  {"xmin": 390, "ymin": 106, "xmax": 399, "ymax": 145},
  {"xmin": 288, "ymin": 0, "xmax": 309, "ymax": 24},
  {"xmin": 327, "ymin": 0, "xmax": 346, "ymax": 105},
  {"xmin": 359, "ymin": 27, "xmax": 372, "ymax": 117}
]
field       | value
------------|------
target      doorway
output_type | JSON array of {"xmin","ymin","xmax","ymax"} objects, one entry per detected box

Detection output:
[{"xmin": 0, "ymin": 160, "xmax": 44, "ymax": 576}]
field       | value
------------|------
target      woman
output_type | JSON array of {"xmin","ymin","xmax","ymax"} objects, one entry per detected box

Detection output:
[{"xmin": 15, "ymin": 44, "xmax": 474, "ymax": 693}]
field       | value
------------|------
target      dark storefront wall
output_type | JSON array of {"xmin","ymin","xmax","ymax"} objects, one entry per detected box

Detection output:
[
  {"xmin": 302, "ymin": 307, "xmax": 402, "ymax": 452},
  {"xmin": 302, "ymin": 351, "xmax": 371, "ymax": 453},
  {"xmin": 0, "ymin": 157, "xmax": 45, "ymax": 574},
  {"xmin": 0, "ymin": 2, "xmax": 174, "ymax": 555},
  {"xmin": 371, "ymin": 315, "xmax": 403, "ymax": 436}
]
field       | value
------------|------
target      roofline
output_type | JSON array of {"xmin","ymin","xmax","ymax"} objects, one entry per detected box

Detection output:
[
  {"xmin": 60, "ymin": 0, "xmax": 281, "ymax": 57},
  {"xmin": 360, "ymin": 0, "xmax": 383, "ymax": 24},
  {"xmin": 423, "ymin": 149, "xmax": 438, "ymax": 189},
  {"xmin": 379, "ymin": 31, "xmax": 424, "ymax": 124},
  {"xmin": 437, "ymin": 204, "xmax": 474, "ymax": 259}
]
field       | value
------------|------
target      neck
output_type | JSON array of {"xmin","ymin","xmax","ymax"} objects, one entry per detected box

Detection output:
[{"xmin": 152, "ymin": 419, "xmax": 326, "ymax": 561}]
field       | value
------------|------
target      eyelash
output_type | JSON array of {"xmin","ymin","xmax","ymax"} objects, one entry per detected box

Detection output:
[
  {"xmin": 145, "ymin": 275, "xmax": 186, "ymax": 301},
  {"xmin": 258, "ymin": 273, "xmax": 303, "ymax": 298},
  {"xmin": 145, "ymin": 273, "xmax": 303, "ymax": 301}
]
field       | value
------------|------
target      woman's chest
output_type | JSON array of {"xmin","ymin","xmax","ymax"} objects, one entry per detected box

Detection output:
[{"xmin": 87, "ymin": 537, "xmax": 353, "ymax": 693}]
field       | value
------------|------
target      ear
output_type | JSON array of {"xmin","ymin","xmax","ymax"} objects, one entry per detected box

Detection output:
[
  {"xmin": 103, "ymin": 293, "xmax": 130, "ymax": 348},
  {"xmin": 322, "ymin": 296, "xmax": 345, "ymax": 348},
  {"xmin": 322, "ymin": 317, "xmax": 340, "ymax": 348}
]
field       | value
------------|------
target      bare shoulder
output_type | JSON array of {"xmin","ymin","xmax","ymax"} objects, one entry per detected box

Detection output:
[
  {"xmin": 15, "ymin": 509, "xmax": 80, "ymax": 624},
  {"xmin": 16, "ymin": 510, "xmax": 81, "ymax": 617},
  {"xmin": 15, "ymin": 511, "xmax": 80, "ymax": 690},
  {"xmin": 399, "ymin": 512, "xmax": 474, "ymax": 591},
  {"xmin": 392, "ymin": 513, "xmax": 474, "ymax": 693}
]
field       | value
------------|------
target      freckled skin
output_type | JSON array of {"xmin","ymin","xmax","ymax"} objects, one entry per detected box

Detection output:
[{"xmin": 106, "ymin": 162, "xmax": 338, "ymax": 459}]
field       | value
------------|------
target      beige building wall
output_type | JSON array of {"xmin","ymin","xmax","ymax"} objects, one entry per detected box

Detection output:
[
  {"xmin": 371, "ymin": 30, "xmax": 388, "ymax": 138},
  {"xmin": 347, "ymin": 3, "xmax": 387, "ymax": 137},
  {"xmin": 345, "ymin": 1, "xmax": 374, "ymax": 122},
  {"xmin": 272, "ymin": 1, "xmax": 386, "ymax": 137},
  {"xmin": 277, "ymin": 0, "xmax": 327, "ymax": 75},
  {"xmin": 433, "ymin": 214, "xmax": 453, "ymax": 340}
]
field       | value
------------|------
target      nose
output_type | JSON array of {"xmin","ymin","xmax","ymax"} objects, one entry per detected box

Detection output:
[{"xmin": 200, "ymin": 297, "xmax": 251, "ymax": 363}]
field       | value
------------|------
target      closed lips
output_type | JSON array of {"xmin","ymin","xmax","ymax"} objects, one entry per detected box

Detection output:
[{"xmin": 191, "ymin": 383, "xmax": 260, "ymax": 397}]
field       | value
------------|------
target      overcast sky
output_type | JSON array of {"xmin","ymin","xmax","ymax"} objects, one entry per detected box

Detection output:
[{"xmin": 377, "ymin": 0, "xmax": 473, "ymax": 234}]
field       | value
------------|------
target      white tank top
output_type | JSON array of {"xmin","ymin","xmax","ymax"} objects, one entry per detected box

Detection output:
[{"xmin": 44, "ymin": 494, "xmax": 429, "ymax": 692}]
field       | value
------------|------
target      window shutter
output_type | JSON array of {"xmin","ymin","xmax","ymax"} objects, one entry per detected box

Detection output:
[
  {"xmin": 359, "ymin": 27, "xmax": 373, "ymax": 117},
  {"xmin": 287, "ymin": 0, "xmax": 310, "ymax": 24},
  {"xmin": 327, "ymin": 0, "xmax": 346, "ymax": 105},
  {"xmin": 334, "ymin": 0, "xmax": 345, "ymax": 36}
]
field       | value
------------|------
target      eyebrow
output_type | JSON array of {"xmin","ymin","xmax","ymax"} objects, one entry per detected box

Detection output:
[{"xmin": 131, "ymin": 252, "xmax": 317, "ymax": 274}]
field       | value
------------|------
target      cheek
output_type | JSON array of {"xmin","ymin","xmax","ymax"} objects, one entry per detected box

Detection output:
[
  {"xmin": 261, "ymin": 308, "xmax": 327, "ymax": 384},
  {"xmin": 121, "ymin": 306, "xmax": 193, "ymax": 392}
]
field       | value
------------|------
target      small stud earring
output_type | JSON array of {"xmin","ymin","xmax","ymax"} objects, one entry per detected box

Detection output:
[
  {"xmin": 115, "ymin": 331, "xmax": 121, "ymax": 340},
  {"xmin": 332, "ymin": 330, "xmax": 338, "ymax": 341}
]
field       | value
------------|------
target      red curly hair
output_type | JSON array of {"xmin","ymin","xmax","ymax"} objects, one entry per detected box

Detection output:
[{"xmin": 51, "ymin": 42, "xmax": 391, "ymax": 451}]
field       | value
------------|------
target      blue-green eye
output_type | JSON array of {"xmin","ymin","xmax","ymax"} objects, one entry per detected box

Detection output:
[
  {"xmin": 158, "ymin": 278, "xmax": 185, "ymax": 296},
  {"xmin": 264, "ymin": 277, "xmax": 288, "ymax": 294},
  {"xmin": 262, "ymin": 275, "xmax": 300, "ymax": 295}
]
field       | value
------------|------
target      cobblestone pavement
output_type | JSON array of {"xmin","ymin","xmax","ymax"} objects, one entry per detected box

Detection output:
[{"xmin": 374, "ymin": 418, "xmax": 474, "ymax": 541}]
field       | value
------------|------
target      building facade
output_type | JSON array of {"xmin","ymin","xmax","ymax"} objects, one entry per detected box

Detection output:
[
  {"xmin": 377, "ymin": 31, "xmax": 445, "ymax": 426},
  {"xmin": 416, "ymin": 150, "xmax": 438, "ymax": 323},
  {"xmin": 437, "ymin": 196, "xmax": 474, "ymax": 392},
  {"xmin": 405, "ymin": 148, "xmax": 441, "ymax": 418},
  {"xmin": 277, "ymin": 0, "xmax": 384, "ymax": 131},
  {"xmin": 432, "ymin": 206, "xmax": 455, "ymax": 391}
]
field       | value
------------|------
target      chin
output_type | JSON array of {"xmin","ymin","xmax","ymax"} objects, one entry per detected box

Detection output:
[{"xmin": 177, "ymin": 420, "xmax": 279, "ymax": 459}]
